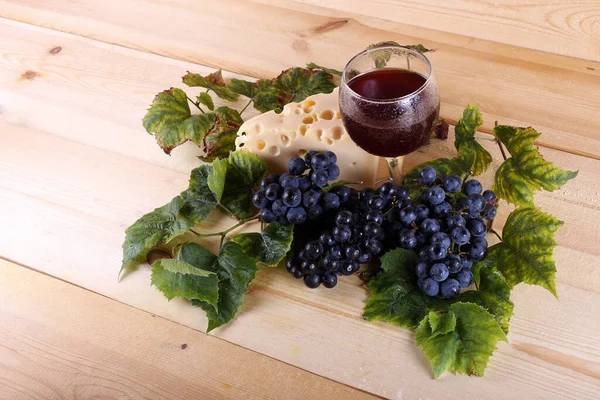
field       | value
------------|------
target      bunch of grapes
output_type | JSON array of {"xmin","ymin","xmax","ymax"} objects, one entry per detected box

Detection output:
[
  {"xmin": 388, "ymin": 166, "xmax": 497, "ymax": 299},
  {"xmin": 252, "ymin": 151, "xmax": 343, "ymax": 225}
]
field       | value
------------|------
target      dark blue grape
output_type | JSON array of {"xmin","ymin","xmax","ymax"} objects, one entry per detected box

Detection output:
[
  {"xmin": 395, "ymin": 185, "xmax": 410, "ymax": 200},
  {"xmin": 420, "ymin": 166, "xmax": 437, "ymax": 186},
  {"xmin": 364, "ymin": 222, "xmax": 382, "ymax": 237},
  {"xmin": 445, "ymin": 254, "xmax": 462, "ymax": 273},
  {"xmin": 456, "ymin": 270, "xmax": 473, "ymax": 288},
  {"xmin": 282, "ymin": 187, "xmax": 302, "ymax": 207},
  {"xmin": 468, "ymin": 219, "xmax": 487, "ymax": 237},
  {"xmin": 467, "ymin": 194, "xmax": 485, "ymax": 214},
  {"xmin": 335, "ymin": 210, "xmax": 353, "ymax": 226},
  {"xmin": 377, "ymin": 182, "xmax": 394, "ymax": 198},
  {"xmin": 319, "ymin": 233, "xmax": 336, "ymax": 247},
  {"xmin": 271, "ymin": 199, "xmax": 288, "ymax": 217},
  {"xmin": 399, "ymin": 207, "xmax": 417, "ymax": 225},
  {"xmin": 307, "ymin": 204, "xmax": 324, "ymax": 220},
  {"xmin": 460, "ymin": 257, "xmax": 473, "ymax": 270},
  {"xmin": 416, "ymin": 262, "xmax": 429, "ymax": 279},
  {"xmin": 430, "ymin": 263, "xmax": 449, "ymax": 282},
  {"xmin": 455, "ymin": 197, "xmax": 468, "ymax": 211},
  {"xmin": 329, "ymin": 246, "xmax": 342, "ymax": 260},
  {"xmin": 311, "ymin": 170, "xmax": 328, "ymax": 187},
  {"xmin": 304, "ymin": 274, "xmax": 321, "ymax": 288},
  {"xmin": 481, "ymin": 203, "xmax": 497, "ymax": 220},
  {"xmin": 427, "ymin": 186, "xmax": 446, "ymax": 205},
  {"xmin": 361, "ymin": 187, "xmax": 375, "ymax": 199},
  {"xmin": 333, "ymin": 186, "xmax": 352, "ymax": 203},
  {"xmin": 302, "ymin": 188, "xmax": 322, "ymax": 208},
  {"xmin": 352, "ymin": 227, "xmax": 365, "ymax": 242},
  {"xmin": 447, "ymin": 215, "xmax": 466, "ymax": 230},
  {"xmin": 482, "ymin": 189, "xmax": 497, "ymax": 203},
  {"xmin": 415, "ymin": 204, "xmax": 430, "ymax": 221},
  {"xmin": 364, "ymin": 238, "xmax": 382, "ymax": 255},
  {"xmin": 301, "ymin": 260, "xmax": 317, "ymax": 274},
  {"xmin": 463, "ymin": 180, "xmax": 482, "ymax": 195},
  {"xmin": 327, "ymin": 164, "xmax": 340, "ymax": 180},
  {"xmin": 286, "ymin": 207, "xmax": 307, "ymax": 224},
  {"xmin": 420, "ymin": 278, "xmax": 440, "ymax": 296},
  {"xmin": 365, "ymin": 210, "xmax": 383, "ymax": 225},
  {"xmin": 419, "ymin": 247, "xmax": 433, "ymax": 262},
  {"xmin": 297, "ymin": 175, "xmax": 311, "ymax": 191},
  {"xmin": 434, "ymin": 202, "xmax": 452, "ymax": 217},
  {"xmin": 344, "ymin": 245, "xmax": 361, "ymax": 260},
  {"xmin": 265, "ymin": 183, "xmax": 282, "ymax": 201},
  {"xmin": 420, "ymin": 218, "xmax": 441, "ymax": 235},
  {"xmin": 260, "ymin": 173, "xmax": 280, "ymax": 191},
  {"xmin": 323, "ymin": 192, "xmax": 340, "ymax": 210},
  {"xmin": 279, "ymin": 173, "xmax": 299, "ymax": 188},
  {"xmin": 415, "ymin": 232, "xmax": 428, "ymax": 247},
  {"xmin": 288, "ymin": 157, "xmax": 307, "ymax": 176},
  {"xmin": 304, "ymin": 241, "xmax": 323, "ymax": 259},
  {"xmin": 340, "ymin": 260, "xmax": 354, "ymax": 276},
  {"xmin": 358, "ymin": 252, "xmax": 371, "ymax": 264},
  {"xmin": 252, "ymin": 191, "xmax": 269, "ymax": 209},
  {"xmin": 333, "ymin": 224, "xmax": 352, "ymax": 243},
  {"xmin": 444, "ymin": 174, "xmax": 462, "ymax": 193},
  {"xmin": 324, "ymin": 151, "xmax": 337, "ymax": 164},
  {"xmin": 286, "ymin": 258, "xmax": 295, "ymax": 272},
  {"xmin": 311, "ymin": 153, "xmax": 330, "ymax": 170},
  {"xmin": 440, "ymin": 279, "xmax": 461, "ymax": 298},
  {"xmin": 322, "ymin": 272, "xmax": 337, "ymax": 288},
  {"xmin": 367, "ymin": 195, "xmax": 385, "ymax": 211},
  {"xmin": 351, "ymin": 261, "xmax": 361, "ymax": 272},
  {"xmin": 451, "ymin": 227, "xmax": 471, "ymax": 245},
  {"xmin": 277, "ymin": 216, "xmax": 290, "ymax": 226},
  {"xmin": 431, "ymin": 232, "xmax": 451, "ymax": 249},
  {"xmin": 430, "ymin": 242, "xmax": 447, "ymax": 260},
  {"xmin": 260, "ymin": 208, "xmax": 276, "ymax": 223},
  {"xmin": 470, "ymin": 239, "xmax": 488, "ymax": 261},
  {"xmin": 291, "ymin": 267, "xmax": 304, "ymax": 279},
  {"xmin": 398, "ymin": 229, "xmax": 417, "ymax": 249},
  {"xmin": 304, "ymin": 150, "xmax": 317, "ymax": 163}
]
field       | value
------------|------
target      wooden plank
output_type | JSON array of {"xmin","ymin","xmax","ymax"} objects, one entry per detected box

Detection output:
[
  {"xmin": 1, "ymin": 5, "xmax": 600, "ymax": 159},
  {"xmin": 0, "ymin": 259, "xmax": 380, "ymax": 400},
  {"xmin": 1, "ymin": 120, "xmax": 599, "ymax": 399},
  {"xmin": 261, "ymin": 0, "xmax": 600, "ymax": 62}
]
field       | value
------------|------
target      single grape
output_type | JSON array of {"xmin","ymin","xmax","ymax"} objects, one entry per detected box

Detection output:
[
  {"xmin": 323, "ymin": 192, "xmax": 340, "ymax": 210},
  {"xmin": 252, "ymin": 191, "xmax": 269, "ymax": 209},
  {"xmin": 279, "ymin": 173, "xmax": 299, "ymax": 188},
  {"xmin": 333, "ymin": 186, "xmax": 352, "ymax": 203},
  {"xmin": 451, "ymin": 226, "xmax": 471, "ymax": 245},
  {"xmin": 285, "ymin": 258, "xmax": 295, "ymax": 272},
  {"xmin": 271, "ymin": 199, "xmax": 288, "ymax": 217},
  {"xmin": 327, "ymin": 164, "xmax": 340, "ymax": 180},
  {"xmin": 302, "ymin": 188, "xmax": 322, "ymax": 208},
  {"xmin": 339, "ymin": 260, "xmax": 354, "ymax": 276},
  {"xmin": 334, "ymin": 210, "xmax": 352, "ymax": 226},
  {"xmin": 468, "ymin": 219, "xmax": 487, "ymax": 237},
  {"xmin": 288, "ymin": 157, "xmax": 307, "ymax": 176},
  {"xmin": 447, "ymin": 215, "xmax": 466, "ymax": 230},
  {"xmin": 344, "ymin": 245, "xmax": 361, "ymax": 261},
  {"xmin": 470, "ymin": 240, "xmax": 487, "ymax": 261},
  {"xmin": 282, "ymin": 187, "xmax": 302, "ymax": 207},
  {"xmin": 430, "ymin": 242, "xmax": 448, "ymax": 260},
  {"xmin": 265, "ymin": 183, "xmax": 282, "ymax": 201},
  {"xmin": 297, "ymin": 176, "xmax": 312, "ymax": 191},
  {"xmin": 430, "ymin": 263, "xmax": 449, "ymax": 282},
  {"xmin": 329, "ymin": 246, "xmax": 342, "ymax": 260},
  {"xmin": 398, "ymin": 229, "xmax": 418, "ymax": 249},
  {"xmin": 365, "ymin": 210, "xmax": 383, "ymax": 225},
  {"xmin": 460, "ymin": 257, "xmax": 473, "ymax": 270},
  {"xmin": 292, "ymin": 267, "xmax": 304, "ymax": 279},
  {"xmin": 467, "ymin": 194, "xmax": 485, "ymax": 214},
  {"xmin": 434, "ymin": 202, "xmax": 452, "ymax": 217},
  {"xmin": 260, "ymin": 173, "xmax": 280, "ymax": 191},
  {"xmin": 304, "ymin": 241, "xmax": 323, "ymax": 259},
  {"xmin": 300, "ymin": 261, "xmax": 317, "ymax": 274},
  {"xmin": 463, "ymin": 179, "xmax": 482, "ymax": 195},
  {"xmin": 399, "ymin": 206, "xmax": 417, "ymax": 225},
  {"xmin": 420, "ymin": 166, "xmax": 437, "ymax": 186},
  {"xmin": 482, "ymin": 189, "xmax": 497, "ymax": 203},
  {"xmin": 304, "ymin": 274, "xmax": 321, "ymax": 288},
  {"xmin": 319, "ymin": 233, "xmax": 336, "ymax": 247},
  {"xmin": 415, "ymin": 204, "xmax": 430, "ymax": 221},
  {"xmin": 431, "ymin": 232, "xmax": 451, "ymax": 249},
  {"xmin": 333, "ymin": 224, "xmax": 352, "ymax": 243},
  {"xmin": 440, "ymin": 279, "xmax": 461, "ymax": 298},
  {"xmin": 358, "ymin": 252, "xmax": 371, "ymax": 264},
  {"xmin": 351, "ymin": 261, "xmax": 361, "ymax": 273},
  {"xmin": 311, "ymin": 153, "xmax": 330, "ymax": 170},
  {"xmin": 361, "ymin": 187, "xmax": 376, "ymax": 200},
  {"xmin": 307, "ymin": 204, "xmax": 324, "ymax": 220},
  {"xmin": 416, "ymin": 262, "xmax": 429, "ymax": 279},
  {"xmin": 324, "ymin": 257, "xmax": 338, "ymax": 272},
  {"xmin": 443, "ymin": 174, "xmax": 462, "ymax": 193},
  {"xmin": 427, "ymin": 186, "xmax": 446, "ymax": 205},
  {"xmin": 445, "ymin": 254, "xmax": 462, "ymax": 273},
  {"xmin": 420, "ymin": 278, "xmax": 440, "ymax": 296},
  {"xmin": 395, "ymin": 185, "xmax": 410, "ymax": 200},
  {"xmin": 456, "ymin": 270, "xmax": 473, "ymax": 288},
  {"xmin": 420, "ymin": 218, "xmax": 441, "ymax": 235},
  {"xmin": 260, "ymin": 208, "xmax": 276, "ymax": 223},
  {"xmin": 481, "ymin": 203, "xmax": 497, "ymax": 220},
  {"xmin": 364, "ymin": 238, "xmax": 382, "ymax": 255},
  {"xmin": 304, "ymin": 150, "xmax": 317, "ymax": 163},
  {"xmin": 367, "ymin": 195, "xmax": 385, "ymax": 211},
  {"xmin": 322, "ymin": 272, "xmax": 338, "ymax": 288},
  {"xmin": 287, "ymin": 206, "xmax": 307, "ymax": 224},
  {"xmin": 377, "ymin": 182, "xmax": 394, "ymax": 198},
  {"xmin": 324, "ymin": 151, "xmax": 337, "ymax": 164},
  {"xmin": 365, "ymin": 222, "xmax": 383, "ymax": 237},
  {"xmin": 311, "ymin": 170, "xmax": 329, "ymax": 187}
]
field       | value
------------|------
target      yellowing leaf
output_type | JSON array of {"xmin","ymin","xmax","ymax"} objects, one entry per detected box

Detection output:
[
  {"xmin": 416, "ymin": 303, "xmax": 507, "ymax": 379},
  {"xmin": 488, "ymin": 207, "xmax": 562, "ymax": 296},
  {"xmin": 182, "ymin": 70, "xmax": 239, "ymax": 101},
  {"xmin": 200, "ymin": 106, "xmax": 243, "ymax": 162},
  {"xmin": 493, "ymin": 125, "xmax": 578, "ymax": 206}
]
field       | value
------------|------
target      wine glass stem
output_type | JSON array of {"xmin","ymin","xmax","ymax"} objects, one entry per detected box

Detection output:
[{"xmin": 385, "ymin": 156, "xmax": 405, "ymax": 183}]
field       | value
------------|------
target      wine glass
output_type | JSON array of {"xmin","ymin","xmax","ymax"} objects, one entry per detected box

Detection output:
[{"xmin": 338, "ymin": 45, "xmax": 440, "ymax": 182}]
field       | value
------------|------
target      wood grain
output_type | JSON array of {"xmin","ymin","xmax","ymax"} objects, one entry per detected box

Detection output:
[
  {"xmin": 1, "ymin": 119, "xmax": 598, "ymax": 399},
  {"xmin": 269, "ymin": 0, "xmax": 600, "ymax": 62},
  {"xmin": 1, "ymin": 4, "xmax": 600, "ymax": 159},
  {"xmin": 0, "ymin": 259, "xmax": 380, "ymax": 400}
]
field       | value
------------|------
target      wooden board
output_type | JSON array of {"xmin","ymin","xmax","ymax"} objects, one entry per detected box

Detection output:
[
  {"xmin": 1, "ymin": 3, "xmax": 600, "ymax": 159},
  {"xmin": 0, "ymin": 259, "xmax": 379, "ymax": 400}
]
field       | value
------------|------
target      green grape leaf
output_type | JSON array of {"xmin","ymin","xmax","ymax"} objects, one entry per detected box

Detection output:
[
  {"xmin": 416, "ymin": 302, "xmax": 507, "ymax": 379},
  {"xmin": 178, "ymin": 242, "xmax": 257, "ymax": 332},
  {"xmin": 454, "ymin": 105, "xmax": 492, "ymax": 175},
  {"xmin": 306, "ymin": 62, "xmax": 343, "ymax": 77},
  {"xmin": 197, "ymin": 92, "xmax": 215, "ymax": 111},
  {"xmin": 182, "ymin": 70, "xmax": 239, "ymax": 102},
  {"xmin": 200, "ymin": 106, "xmax": 244, "ymax": 162},
  {"xmin": 207, "ymin": 158, "xmax": 228, "ymax": 202},
  {"xmin": 151, "ymin": 259, "xmax": 219, "ymax": 309},
  {"xmin": 252, "ymin": 79, "xmax": 283, "ymax": 113},
  {"xmin": 363, "ymin": 249, "xmax": 448, "ymax": 329},
  {"xmin": 220, "ymin": 151, "xmax": 268, "ymax": 219},
  {"xmin": 487, "ymin": 207, "xmax": 562, "ymax": 296},
  {"xmin": 493, "ymin": 125, "xmax": 578, "ymax": 206},
  {"xmin": 459, "ymin": 262, "xmax": 514, "ymax": 333},
  {"xmin": 427, "ymin": 310, "xmax": 456, "ymax": 337},
  {"xmin": 231, "ymin": 223, "xmax": 294, "ymax": 266},
  {"xmin": 228, "ymin": 78, "xmax": 257, "ymax": 98},
  {"xmin": 142, "ymin": 88, "xmax": 216, "ymax": 154},
  {"xmin": 120, "ymin": 164, "xmax": 219, "ymax": 276}
]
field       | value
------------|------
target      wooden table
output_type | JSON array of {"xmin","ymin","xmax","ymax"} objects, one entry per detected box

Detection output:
[{"xmin": 1, "ymin": 1, "xmax": 599, "ymax": 398}]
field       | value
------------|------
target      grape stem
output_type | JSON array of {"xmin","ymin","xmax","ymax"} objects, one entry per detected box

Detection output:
[
  {"xmin": 490, "ymin": 229, "xmax": 503, "ymax": 242},
  {"xmin": 186, "ymin": 95, "xmax": 205, "ymax": 113},
  {"xmin": 219, "ymin": 204, "xmax": 240, "ymax": 221},
  {"xmin": 240, "ymin": 99, "xmax": 253, "ymax": 115},
  {"xmin": 190, "ymin": 215, "xmax": 260, "ymax": 240},
  {"xmin": 494, "ymin": 121, "xmax": 508, "ymax": 161}
]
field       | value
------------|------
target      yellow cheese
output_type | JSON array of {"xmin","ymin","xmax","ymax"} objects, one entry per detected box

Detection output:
[{"xmin": 235, "ymin": 88, "xmax": 379, "ymax": 186}]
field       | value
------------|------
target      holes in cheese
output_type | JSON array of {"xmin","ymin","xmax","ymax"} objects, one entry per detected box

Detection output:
[{"xmin": 235, "ymin": 88, "xmax": 379, "ymax": 186}]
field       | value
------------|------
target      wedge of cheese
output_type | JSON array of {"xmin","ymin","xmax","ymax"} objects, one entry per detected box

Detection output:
[{"xmin": 235, "ymin": 88, "xmax": 379, "ymax": 186}]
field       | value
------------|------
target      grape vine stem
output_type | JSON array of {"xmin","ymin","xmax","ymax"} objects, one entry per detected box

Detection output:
[
  {"xmin": 187, "ymin": 95, "xmax": 205, "ymax": 113},
  {"xmin": 190, "ymin": 215, "xmax": 260, "ymax": 240},
  {"xmin": 494, "ymin": 121, "xmax": 508, "ymax": 161},
  {"xmin": 490, "ymin": 229, "xmax": 503, "ymax": 242}
]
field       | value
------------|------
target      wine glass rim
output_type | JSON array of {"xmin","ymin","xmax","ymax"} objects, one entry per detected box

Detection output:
[{"xmin": 341, "ymin": 44, "xmax": 434, "ymax": 103}]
